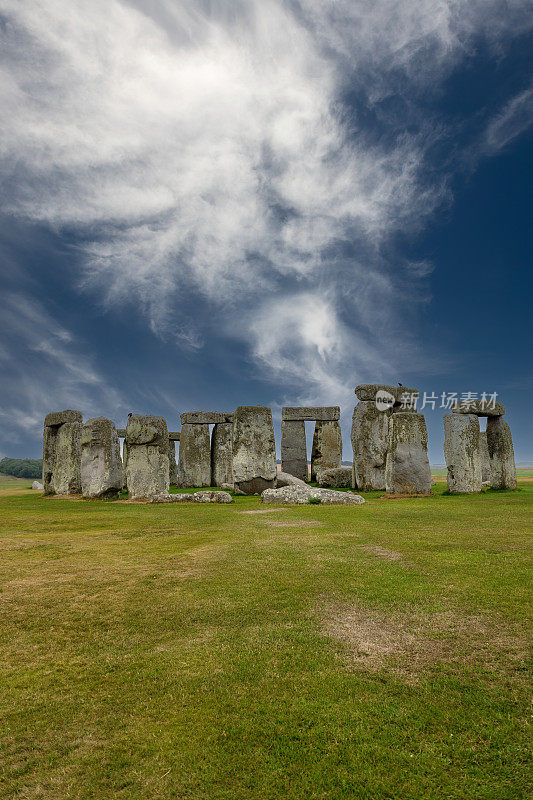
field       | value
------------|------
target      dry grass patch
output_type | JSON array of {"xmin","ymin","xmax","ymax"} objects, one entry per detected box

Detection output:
[
  {"xmin": 363, "ymin": 544, "xmax": 404, "ymax": 561},
  {"xmin": 236, "ymin": 508, "xmax": 289, "ymax": 515},
  {"xmin": 262, "ymin": 519, "xmax": 325, "ymax": 528},
  {"xmin": 321, "ymin": 602, "xmax": 530, "ymax": 681}
]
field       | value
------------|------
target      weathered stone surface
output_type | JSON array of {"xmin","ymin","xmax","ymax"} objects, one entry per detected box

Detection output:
[
  {"xmin": 211, "ymin": 422, "xmax": 233, "ymax": 487},
  {"xmin": 151, "ymin": 493, "xmax": 194, "ymax": 503},
  {"xmin": 116, "ymin": 429, "xmax": 126, "ymax": 438},
  {"xmin": 478, "ymin": 431, "xmax": 491, "ymax": 483},
  {"xmin": 261, "ymin": 485, "xmax": 365, "ymax": 505},
  {"xmin": 168, "ymin": 431, "xmax": 180, "ymax": 441},
  {"xmin": 220, "ymin": 482, "xmax": 234, "ymax": 491},
  {"xmin": 126, "ymin": 415, "xmax": 169, "ymax": 500},
  {"xmin": 385, "ymin": 412, "xmax": 431, "ymax": 495},
  {"xmin": 81, "ymin": 417, "xmax": 123, "ymax": 499},
  {"xmin": 52, "ymin": 421, "xmax": 82, "ymax": 495},
  {"xmin": 180, "ymin": 411, "xmax": 233, "ymax": 425},
  {"xmin": 354, "ymin": 385, "xmax": 419, "ymax": 402},
  {"xmin": 453, "ymin": 400, "xmax": 505, "ymax": 417},
  {"xmin": 282, "ymin": 406, "xmax": 340, "ymax": 422},
  {"xmin": 32, "ymin": 481, "xmax": 44, "ymax": 490},
  {"xmin": 351, "ymin": 401, "xmax": 390, "ymax": 491},
  {"xmin": 168, "ymin": 439, "xmax": 178, "ymax": 485},
  {"xmin": 316, "ymin": 466, "xmax": 352, "ymax": 488},
  {"xmin": 44, "ymin": 409, "xmax": 83, "ymax": 428},
  {"xmin": 310, "ymin": 421, "xmax": 342, "ymax": 481},
  {"xmin": 486, "ymin": 417, "xmax": 516, "ymax": 489},
  {"xmin": 177, "ymin": 423, "xmax": 211, "ymax": 488},
  {"xmin": 281, "ymin": 420, "xmax": 307, "ymax": 481},
  {"xmin": 42, "ymin": 424, "xmax": 58, "ymax": 494},
  {"xmin": 232, "ymin": 406, "xmax": 277, "ymax": 494},
  {"xmin": 121, "ymin": 440, "xmax": 128, "ymax": 488},
  {"xmin": 443, "ymin": 414, "xmax": 482, "ymax": 493},
  {"xmin": 193, "ymin": 490, "xmax": 233, "ymax": 503},
  {"xmin": 276, "ymin": 471, "xmax": 308, "ymax": 488}
]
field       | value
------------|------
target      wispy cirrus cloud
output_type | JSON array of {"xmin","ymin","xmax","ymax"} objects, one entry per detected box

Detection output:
[{"xmin": 0, "ymin": 0, "xmax": 531, "ymax": 420}]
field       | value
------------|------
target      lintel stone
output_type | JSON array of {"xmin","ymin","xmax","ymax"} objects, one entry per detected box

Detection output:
[
  {"xmin": 168, "ymin": 431, "xmax": 181, "ymax": 441},
  {"xmin": 282, "ymin": 406, "xmax": 340, "ymax": 422},
  {"xmin": 354, "ymin": 385, "xmax": 419, "ymax": 402},
  {"xmin": 45, "ymin": 410, "xmax": 83, "ymax": 428},
  {"xmin": 180, "ymin": 411, "xmax": 234, "ymax": 425},
  {"xmin": 452, "ymin": 400, "xmax": 505, "ymax": 417}
]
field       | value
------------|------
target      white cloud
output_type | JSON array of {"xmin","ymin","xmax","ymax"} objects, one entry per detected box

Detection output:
[
  {"xmin": 483, "ymin": 84, "xmax": 533, "ymax": 153},
  {"xmin": 0, "ymin": 0, "xmax": 530, "ymax": 418}
]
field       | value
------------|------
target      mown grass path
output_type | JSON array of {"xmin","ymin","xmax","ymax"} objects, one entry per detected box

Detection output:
[{"xmin": 0, "ymin": 482, "xmax": 531, "ymax": 799}]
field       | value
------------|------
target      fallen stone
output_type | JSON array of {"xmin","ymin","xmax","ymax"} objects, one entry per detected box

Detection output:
[
  {"xmin": 385, "ymin": 412, "xmax": 431, "ymax": 496},
  {"xmin": 453, "ymin": 400, "xmax": 505, "ymax": 417},
  {"xmin": 261, "ymin": 484, "xmax": 365, "ymax": 505},
  {"xmin": 126, "ymin": 415, "xmax": 169, "ymax": 500},
  {"xmin": 232, "ymin": 406, "xmax": 277, "ymax": 494},
  {"xmin": 486, "ymin": 417, "xmax": 517, "ymax": 489},
  {"xmin": 443, "ymin": 414, "xmax": 482, "ymax": 493},
  {"xmin": 351, "ymin": 401, "xmax": 390, "ymax": 491},
  {"xmin": 316, "ymin": 466, "xmax": 352, "ymax": 488},
  {"xmin": 32, "ymin": 481, "xmax": 44, "ymax": 490},
  {"xmin": 177, "ymin": 423, "xmax": 211, "ymax": 488},
  {"xmin": 193, "ymin": 490, "xmax": 233, "ymax": 503},
  {"xmin": 211, "ymin": 422, "xmax": 233, "ymax": 487},
  {"xmin": 281, "ymin": 419, "xmax": 307, "ymax": 481},
  {"xmin": 44, "ymin": 409, "xmax": 83, "ymax": 428},
  {"xmin": 81, "ymin": 417, "xmax": 124, "ymax": 499},
  {"xmin": 220, "ymin": 482, "xmax": 234, "ymax": 491},
  {"xmin": 276, "ymin": 471, "xmax": 308, "ymax": 488},
  {"xmin": 180, "ymin": 411, "xmax": 234, "ymax": 425},
  {"xmin": 281, "ymin": 406, "xmax": 340, "ymax": 422},
  {"xmin": 310, "ymin": 420, "xmax": 342, "ymax": 481},
  {"xmin": 150, "ymin": 493, "xmax": 194, "ymax": 503}
]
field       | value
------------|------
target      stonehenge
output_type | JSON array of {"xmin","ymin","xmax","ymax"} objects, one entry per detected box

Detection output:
[
  {"xmin": 232, "ymin": 406, "xmax": 277, "ymax": 494},
  {"xmin": 81, "ymin": 417, "xmax": 123, "ymax": 499},
  {"xmin": 40, "ymin": 387, "xmax": 517, "ymax": 504},
  {"xmin": 443, "ymin": 414, "xmax": 482, "ymax": 493},
  {"xmin": 42, "ymin": 410, "xmax": 82, "ymax": 495},
  {"xmin": 385, "ymin": 411, "xmax": 432, "ymax": 495},
  {"xmin": 125, "ymin": 415, "xmax": 169, "ymax": 500}
]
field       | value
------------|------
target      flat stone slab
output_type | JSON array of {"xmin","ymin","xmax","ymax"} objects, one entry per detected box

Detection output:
[
  {"xmin": 316, "ymin": 466, "xmax": 352, "ymax": 488},
  {"xmin": 168, "ymin": 431, "xmax": 181, "ymax": 441},
  {"xmin": 180, "ymin": 412, "xmax": 234, "ymax": 424},
  {"xmin": 151, "ymin": 490, "xmax": 233, "ymax": 504},
  {"xmin": 276, "ymin": 471, "xmax": 308, "ymax": 488},
  {"xmin": 45, "ymin": 410, "xmax": 83, "ymax": 427},
  {"xmin": 452, "ymin": 400, "xmax": 505, "ymax": 417},
  {"xmin": 354, "ymin": 385, "xmax": 418, "ymax": 402},
  {"xmin": 261, "ymin": 484, "xmax": 365, "ymax": 505},
  {"xmin": 282, "ymin": 406, "xmax": 340, "ymax": 421}
]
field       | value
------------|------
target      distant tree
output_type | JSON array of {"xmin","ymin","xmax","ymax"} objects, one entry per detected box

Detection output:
[{"xmin": 0, "ymin": 457, "xmax": 43, "ymax": 479}]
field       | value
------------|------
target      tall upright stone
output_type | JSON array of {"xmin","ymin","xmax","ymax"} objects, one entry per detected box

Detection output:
[
  {"xmin": 443, "ymin": 414, "xmax": 482, "ymax": 493},
  {"xmin": 42, "ymin": 410, "xmax": 82, "ymax": 495},
  {"xmin": 351, "ymin": 401, "xmax": 391, "ymax": 491},
  {"xmin": 232, "ymin": 406, "xmax": 277, "ymax": 494},
  {"xmin": 211, "ymin": 422, "xmax": 233, "ymax": 486},
  {"xmin": 385, "ymin": 412, "xmax": 431, "ymax": 495},
  {"xmin": 478, "ymin": 431, "xmax": 491, "ymax": 483},
  {"xmin": 81, "ymin": 417, "xmax": 123, "ymax": 499},
  {"xmin": 168, "ymin": 440, "xmax": 178, "ymax": 485},
  {"xmin": 486, "ymin": 417, "xmax": 517, "ymax": 489},
  {"xmin": 177, "ymin": 423, "xmax": 211, "ymax": 487},
  {"xmin": 281, "ymin": 420, "xmax": 307, "ymax": 481},
  {"xmin": 121, "ymin": 439, "xmax": 128, "ymax": 488},
  {"xmin": 125, "ymin": 415, "xmax": 169, "ymax": 500},
  {"xmin": 310, "ymin": 420, "xmax": 342, "ymax": 482}
]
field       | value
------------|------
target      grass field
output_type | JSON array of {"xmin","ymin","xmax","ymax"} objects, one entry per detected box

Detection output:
[{"xmin": 0, "ymin": 478, "xmax": 531, "ymax": 799}]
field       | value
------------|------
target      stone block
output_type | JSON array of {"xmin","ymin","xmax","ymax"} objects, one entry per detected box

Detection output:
[
  {"xmin": 44, "ymin": 409, "xmax": 83, "ymax": 427},
  {"xmin": 443, "ymin": 414, "xmax": 482, "ymax": 493},
  {"xmin": 168, "ymin": 439, "xmax": 178, "ymax": 485},
  {"xmin": 180, "ymin": 411, "xmax": 234, "ymax": 425},
  {"xmin": 452, "ymin": 400, "xmax": 505, "ymax": 417},
  {"xmin": 281, "ymin": 419, "xmax": 307, "ymax": 481},
  {"xmin": 478, "ymin": 431, "xmax": 491, "ymax": 483},
  {"xmin": 177, "ymin": 423, "xmax": 211, "ymax": 487},
  {"xmin": 52, "ymin": 421, "xmax": 82, "ymax": 495},
  {"xmin": 385, "ymin": 412, "xmax": 431, "ymax": 495},
  {"xmin": 310, "ymin": 420, "xmax": 342, "ymax": 481},
  {"xmin": 232, "ymin": 406, "xmax": 277, "ymax": 494},
  {"xmin": 486, "ymin": 417, "xmax": 516, "ymax": 489},
  {"xmin": 81, "ymin": 417, "xmax": 123, "ymax": 499},
  {"xmin": 126, "ymin": 415, "xmax": 169, "ymax": 500},
  {"xmin": 211, "ymin": 422, "xmax": 233, "ymax": 487},
  {"xmin": 354, "ymin": 385, "xmax": 419, "ymax": 403},
  {"xmin": 316, "ymin": 466, "xmax": 352, "ymax": 488},
  {"xmin": 168, "ymin": 431, "xmax": 181, "ymax": 441},
  {"xmin": 281, "ymin": 406, "xmax": 340, "ymax": 421},
  {"xmin": 351, "ymin": 401, "xmax": 391, "ymax": 491}
]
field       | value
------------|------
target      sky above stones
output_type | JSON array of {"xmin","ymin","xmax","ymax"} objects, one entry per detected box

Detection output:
[{"xmin": 0, "ymin": 0, "xmax": 532, "ymax": 463}]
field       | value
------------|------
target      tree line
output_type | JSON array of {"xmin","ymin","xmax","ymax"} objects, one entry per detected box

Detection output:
[{"xmin": 0, "ymin": 458, "xmax": 43, "ymax": 479}]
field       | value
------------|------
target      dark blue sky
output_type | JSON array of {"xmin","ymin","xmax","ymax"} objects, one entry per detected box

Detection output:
[{"xmin": 1, "ymin": 1, "xmax": 532, "ymax": 463}]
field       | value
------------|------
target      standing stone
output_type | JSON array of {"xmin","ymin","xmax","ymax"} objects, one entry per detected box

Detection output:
[
  {"xmin": 351, "ymin": 401, "xmax": 391, "ymax": 491},
  {"xmin": 486, "ymin": 417, "xmax": 517, "ymax": 489},
  {"xmin": 443, "ymin": 414, "xmax": 482, "ymax": 493},
  {"xmin": 211, "ymin": 422, "xmax": 233, "ymax": 486},
  {"xmin": 81, "ymin": 417, "xmax": 123, "ymax": 499},
  {"xmin": 281, "ymin": 420, "xmax": 307, "ymax": 481},
  {"xmin": 232, "ymin": 406, "xmax": 277, "ymax": 494},
  {"xmin": 121, "ymin": 439, "xmax": 128, "ymax": 488},
  {"xmin": 168, "ymin": 439, "xmax": 178, "ymax": 485},
  {"xmin": 177, "ymin": 423, "xmax": 211, "ymax": 487},
  {"xmin": 478, "ymin": 431, "xmax": 491, "ymax": 483},
  {"xmin": 385, "ymin": 412, "xmax": 431, "ymax": 495},
  {"xmin": 42, "ymin": 410, "xmax": 82, "ymax": 495},
  {"xmin": 125, "ymin": 415, "xmax": 169, "ymax": 500},
  {"xmin": 310, "ymin": 420, "xmax": 342, "ymax": 482}
]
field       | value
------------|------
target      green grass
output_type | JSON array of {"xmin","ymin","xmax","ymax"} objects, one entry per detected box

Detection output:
[{"xmin": 0, "ymin": 481, "xmax": 531, "ymax": 799}]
